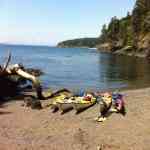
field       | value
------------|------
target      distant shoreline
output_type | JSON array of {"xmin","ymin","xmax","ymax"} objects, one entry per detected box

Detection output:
[{"xmin": 0, "ymin": 43, "xmax": 55, "ymax": 48}]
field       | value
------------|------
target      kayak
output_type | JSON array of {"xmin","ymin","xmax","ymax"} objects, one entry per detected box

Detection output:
[
  {"xmin": 57, "ymin": 102, "xmax": 73, "ymax": 113},
  {"xmin": 56, "ymin": 97, "xmax": 75, "ymax": 112},
  {"xmin": 50, "ymin": 94, "xmax": 67, "ymax": 112},
  {"xmin": 72, "ymin": 97, "xmax": 96, "ymax": 112},
  {"xmin": 73, "ymin": 102, "xmax": 94, "ymax": 112}
]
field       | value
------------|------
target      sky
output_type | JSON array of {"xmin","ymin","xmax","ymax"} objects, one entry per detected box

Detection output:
[{"xmin": 0, "ymin": 0, "xmax": 136, "ymax": 46}]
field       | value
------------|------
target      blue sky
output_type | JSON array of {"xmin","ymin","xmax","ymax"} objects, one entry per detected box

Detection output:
[{"xmin": 0, "ymin": 0, "xmax": 136, "ymax": 46}]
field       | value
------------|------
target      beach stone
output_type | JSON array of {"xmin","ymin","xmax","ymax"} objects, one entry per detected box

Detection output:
[{"xmin": 24, "ymin": 96, "xmax": 42, "ymax": 110}]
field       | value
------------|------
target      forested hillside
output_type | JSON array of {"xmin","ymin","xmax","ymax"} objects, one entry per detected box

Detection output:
[
  {"xmin": 57, "ymin": 38, "xmax": 99, "ymax": 48},
  {"xmin": 97, "ymin": 0, "xmax": 150, "ymax": 57},
  {"xmin": 57, "ymin": 0, "xmax": 150, "ymax": 58}
]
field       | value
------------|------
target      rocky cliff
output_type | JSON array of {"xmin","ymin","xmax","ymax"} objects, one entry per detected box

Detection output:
[
  {"xmin": 97, "ymin": 0, "xmax": 150, "ymax": 58},
  {"xmin": 57, "ymin": 0, "xmax": 150, "ymax": 58}
]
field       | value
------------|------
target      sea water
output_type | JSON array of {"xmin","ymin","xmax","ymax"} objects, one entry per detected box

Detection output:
[{"xmin": 0, "ymin": 44, "xmax": 150, "ymax": 91}]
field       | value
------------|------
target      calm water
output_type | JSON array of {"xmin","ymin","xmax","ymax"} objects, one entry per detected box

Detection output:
[{"xmin": 0, "ymin": 44, "xmax": 150, "ymax": 91}]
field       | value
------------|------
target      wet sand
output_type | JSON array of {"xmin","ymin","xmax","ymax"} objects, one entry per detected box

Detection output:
[{"xmin": 0, "ymin": 88, "xmax": 150, "ymax": 150}]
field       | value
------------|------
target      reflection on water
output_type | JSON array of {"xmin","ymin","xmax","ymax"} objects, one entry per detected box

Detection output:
[
  {"xmin": 98, "ymin": 53, "xmax": 150, "ymax": 89},
  {"xmin": 0, "ymin": 44, "xmax": 150, "ymax": 90}
]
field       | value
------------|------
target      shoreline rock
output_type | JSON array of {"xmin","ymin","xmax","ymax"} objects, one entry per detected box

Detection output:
[{"xmin": 97, "ymin": 43, "xmax": 148, "ymax": 58}]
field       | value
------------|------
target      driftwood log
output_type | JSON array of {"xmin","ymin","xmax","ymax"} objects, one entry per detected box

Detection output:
[{"xmin": 0, "ymin": 52, "xmax": 44, "ymax": 100}]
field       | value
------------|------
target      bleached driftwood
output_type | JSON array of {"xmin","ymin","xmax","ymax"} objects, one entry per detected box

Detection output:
[{"xmin": 0, "ymin": 52, "xmax": 44, "ymax": 99}]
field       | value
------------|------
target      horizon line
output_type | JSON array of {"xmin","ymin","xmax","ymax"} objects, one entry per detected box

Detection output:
[{"xmin": 0, "ymin": 42, "xmax": 57, "ymax": 47}]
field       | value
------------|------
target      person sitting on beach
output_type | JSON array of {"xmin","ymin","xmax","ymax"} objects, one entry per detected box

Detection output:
[{"xmin": 95, "ymin": 92, "xmax": 112, "ymax": 122}]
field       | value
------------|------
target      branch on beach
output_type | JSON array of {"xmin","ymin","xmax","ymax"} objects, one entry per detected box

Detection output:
[
  {"xmin": 0, "ymin": 51, "xmax": 11, "ymax": 76},
  {"xmin": 0, "ymin": 52, "xmax": 45, "ymax": 100}
]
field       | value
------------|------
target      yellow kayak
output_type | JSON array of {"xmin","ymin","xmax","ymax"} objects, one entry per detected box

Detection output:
[
  {"xmin": 50, "ymin": 94, "xmax": 67, "ymax": 111},
  {"xmin": 72, "ymin": 97, "xmax": 96, "ymax": 112}
]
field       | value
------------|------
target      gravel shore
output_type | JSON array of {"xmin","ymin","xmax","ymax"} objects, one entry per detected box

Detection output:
[{"xmin": 0, "ymin": 88, "xmax": 150, "ymax": 150}]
